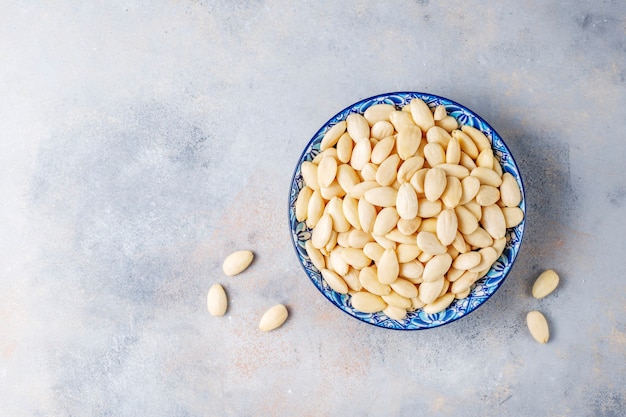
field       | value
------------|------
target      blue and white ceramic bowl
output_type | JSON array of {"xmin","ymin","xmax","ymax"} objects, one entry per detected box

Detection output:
[{"xmin": 288, "ymin": 92, "xmax": 525, "ymax": 330}]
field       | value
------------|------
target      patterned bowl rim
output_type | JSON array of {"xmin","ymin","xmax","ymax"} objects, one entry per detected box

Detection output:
[{"xmin": 288, "ymin": 91, "xmax": 526, "ymax": 330}]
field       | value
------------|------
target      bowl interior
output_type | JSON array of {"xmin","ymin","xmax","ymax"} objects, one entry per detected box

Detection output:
[{"xmin": 289, "ymin": 92, "xmax": 525, "ymax": 330}]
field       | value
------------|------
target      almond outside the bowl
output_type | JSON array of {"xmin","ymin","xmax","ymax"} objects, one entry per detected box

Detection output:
[
  {"xmin": 527, "ymin": 310, "xmax": 550, "ymax": 344},
  {"xmin": 222, "ymin": 250, "xmax": 254, "ymax": 276},
  {"xmin": 207, "ymin": 283, "xmax": 227, "ymax": 316},
  {"xmin": 532, "ymin": 269, "xmax": 560, "ymax": 299},
  {"xmin": 259, "ymin": 304, "xmax": 289, "ymax": 332}
]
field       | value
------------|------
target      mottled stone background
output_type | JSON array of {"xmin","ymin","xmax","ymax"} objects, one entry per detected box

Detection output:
[{"xmin": 1, "ymin": 1, "xmax": 625, "ymax": 416}]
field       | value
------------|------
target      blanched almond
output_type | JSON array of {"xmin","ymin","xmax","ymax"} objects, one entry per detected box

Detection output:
[
  {"xmin": 459, "ymin": 152, "xmax": 477, "ymax": 171},
  {"xmin": 349, "ymin": 180, "xmax": 379, "ymax": 199},
  {"xmin": 500, "ymin": 172, "xmax": 522, "ymax": 207},
  {"xmin": 364, "ymin": 104, "xmax": 395, "ymax": 125},
  {"xmin": 357, "ymin": 198, "xmax": 376, "ymax": 233},
  {"xmin": 396, "ymin": 183, "xmax": 418, "ymax": 220},
  {"xmin": 452, "ymin": 251, "xmax": 481, "ymax": 270},
  {"xmin": 383, "ymin": 305, "xmax": 407, "ymax": 321},
  {"xmin": 481, "ymin": 204, "xmax": 507, "ymax": 239},
  {"xmin": 329, "ymin": 248, "xmax": 349, "ymax": 275},
  {"xmin": 389, "ymin": 110, "xmax": 417, "ymax": 132},
  {"xmin": 382, "ymin": 291, "xmax": 412, "ymax": 309},
  {"xmin": 371, "ymin": 136, "xmax": 396, "ymax": 164},
  {"xmin": 223, "ymin": 250, "xmax": 255, "ymax": 276},
  {"xmin": 463, "ymin": 200, "xmax": 482, "ymax": 220},
  {"xmin": 399, "ymin": 260, "xmax": 425, "ymax": 281},
  {"xmin": 397, "ymin": 156, "xmax": 425, "ymax": 183},
  {"xmin": 373, "ymin": 207, "xmax": 400, "ymax": 236},
  {"xmin": 396, "ymin": 125, "xmax": 422, "ymax": 160},
  {"xmin": 451, "ymin": 231, "xmax": 469, "ymax": 254},
  {"xmin": 259, "ymin": 304, "xmax": 288, "ymax": 332},
  {"xmin": 207, "ymin": 283, "xmax": 227, "ymax": 316},
  {"xmin": 452, "ymin": 129, "xmax": 479, "ymax": 159},
  {"xmin": 397, "ymin": 217, "xmax": 422, "ymax": 235},
  {"xmin": 301, "ymin": 161, "xmax": 319, "ymax": 190},
  {"xmin": 410, "ymin": 168, "xmax": 428, "ymax": 194},
  {"xmin": 320, "ymin": 121, "xmax": 347, "ymax": 151},
  {"xmin": 350, "ymin": 291, "xmax": 387, "ymax": 313},
  {"xmin": 346, "ymin": 113, "xmax": 370, "ymax": 141},
  {"xmin": 433, "ymin": 104, "xmax": 447, "ymax": 121},
  {"xmin": 450, "ymin": 271, "xmax": 479, "ymax": 294},
  {"xmin": 363, "ymin": 242, "xmax": 385, "ymax": 263},
  {"xmin": 327, "ymin": 197, "xmax": 351, "ymax": 232},
  {"xmin": 475, "ymin": 185, "xmax": 500, "ymax": 206},
  {"xmin": 424, "ymin": 168, "xmax": 447, "ymax": 202},
  {"xmin": 364, "ymin": 187, "xmax": 398, "ymax": 207},
  {"xmin": 527, "ymin": 310, "xmax": 549, "ymax": 343},
  {"xmin": 503, "ymin": 207, "xmax": 524, "ymax": 228},
  {"xmin": 305, "ymin": 240, "xmax": 326, "ymax": 271},
  {"xmin": 469, "ymin": 247, "xmax": 499, "ymax": 274},
  {"xmin": 422, "ymin": 253, "xmax": 453, "ymax": 282},
  {"xmin": 336, "ymin": 132, "xmax": 353, "ymax": 163},
  {"xmin": 320, "ymin": 181, "xmax": 346, "ymax": 200},
  {"xmin": 424, "ymin": 142, "xmax": 446, "ymax": 167},
  {"xmin": 417, "ymin": 198, "xmax": 442, "ymax": 218},
  {"xmin": 435, "ymin": 115, "xmax": 459, "ymax": 132},
  {"xmin": 460, "ymin": 176, "xmax": 481, "ymax": 205},
  {"xmin": 532, "ymin": 270, "xmax": 559, "ymax": 299},
  {"xmin": 436, "ymin": 208, "xmax": 458, "ymax": 246},
  {"xmin": 340, "ymin": 247, "xmax": 372, "ymax": 269},
  {"xmin": 371, "ymin": 120, "xmax": 394, "ymax": 139},
  {"xmin": 336, "ymin": 164, "xmax": 360, "ymax": 193},
  {"xmin": 455, "ymin": 205, "xmax": 479, "ymax": 235},
  {"xmin": 312, "ymin": 214, "xmax": 333, "ymax": 249},
  {"xmin": 426, "ymin": 126, "xmax": 452, "ymax": 148},
  {"xmin": 376, "ymin": 154, "xmax": 401, "ymax": 186},
  {"xmin": 409, "ymin": 97, "xmax": 435, "ymax": 131},
  {"xmin": 343, "ymin": 267, "xmax": 362, "ymax": 291},
  {"xmin": 418, "ymin": 278, "xmax": 445, "ymax": 304},
  {"xmin": 350, "ymin": 138, "xmax": 372, "ymax": 171},
  {"xmin": 360, "ymin": 162, "xmax": 378, "ymax": 182},
  {"xmin": 321, "ymin": 268, "xmax": 349, "ymax": 294},
  {"xmin": 418, "ymin": 218, "xmax": 437, "ymax": 234},
  {"xmin": 423, "ymin": 293, "xmax": 455, "ymax": 314},
  {"xmin": 436, "ymin": 163, "xmax": 470, "ymax": 179},
  {"xmin": 359, "ymin": 266, "xmax": 391, "ymax": 296},
  {"xmin": 441, "ymin": 176, "xmax": 463, "ymax": 209},
  {"xmin": 446, "ymin": 137, "xmax": 461, "ymax": 164},
  {"xmin": 348, "ymin": 229, "xmax": 374, "ymax": 248},
  {"xmin": 463, "ymin": 227, "xmax": 493, "ymax": 248},
  {"xmin": 342, "ymin": 196, "xmax": 361, "ymax": 230},
  {"xmin": 390, "ymin": 277, "xmax": 419, "ymax": 298},
  {"xmin": 295, "ymin": 186, "xmax": 313, "ymax": 222},
  {"xmin": 476, "ymin": 148, "xmax": 495, "ymax": 168},
  {"xmin": 377, "ymin": 249, "xmax": 400, "ymax": 284},
  {"xmin": 416, "ymin": 231, "xmax": 447, "ymax": 255},
  {"xmin": 471, "ymin": 167, "xmax": 502, "ymax": 187},
  {"xmin": 385, "ymin": 229, "xmax": 417, "ymax": 245},
  {"xmin": 461, "ymin": 125, "xmax": 492, "ymax": 152}
]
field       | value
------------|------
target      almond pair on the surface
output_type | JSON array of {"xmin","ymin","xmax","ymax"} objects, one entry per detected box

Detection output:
[{"xmin": 526, "ymin": 269, "xmax": 560, "ymax": 344}]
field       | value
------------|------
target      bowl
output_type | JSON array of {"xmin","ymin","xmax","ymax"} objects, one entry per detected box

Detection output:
[{"xmin": 288, "ymin": 92, "xmax": 525, "ymax": 330}]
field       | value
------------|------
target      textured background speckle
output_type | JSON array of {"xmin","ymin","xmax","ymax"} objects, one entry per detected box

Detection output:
[{"xmin": 1, "ymin": 1, "xmax": 625, "ymax": 416}]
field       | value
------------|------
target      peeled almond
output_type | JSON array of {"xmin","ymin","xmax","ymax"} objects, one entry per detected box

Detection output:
[
  {"xmin": 350, "ymin": 291, "xmax": 387, "ymax": 313},
  {"xmin": 223, "ymin": 250, "xmax": 254, "ymax": 276},
  {"xmin": 320, "ymin": 121, "xmax": 347, "ymax": 151},
  {"xmin": 259, "ymin": 304, "xmax": 289, "ymax": 332},
  {"xmin": 207, "ymin": 283, "xmax": 227, "ymax": 316},
  {"xmin": 527, "ymin": 310, "xmax": 550, "ymax": 344},
  {"xmin": 532, "ymin": 269, "xmax": 560, "ymax": 299}
]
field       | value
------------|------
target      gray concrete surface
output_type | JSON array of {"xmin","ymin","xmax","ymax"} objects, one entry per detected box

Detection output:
[{"xmin": 1, "ymin": 1, "xmax": 625, "ymax": 416}]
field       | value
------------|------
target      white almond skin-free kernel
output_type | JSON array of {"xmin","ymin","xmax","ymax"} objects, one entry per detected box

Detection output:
[
  {"xmin": 436, "ymin": 163, "xmax": 470, "ymax": 179},
  {"xmin": 336, "ymin": 132, "xmax": 353, "ymax": 163},
  {"xmin": 359, "ymin": 266, "xmax": 391, "ymax": 296},
  {"xmin": 376, "ymin": 154, "xmax": 401, "ymax": 186},
  {"xmin": 306, "ymin": 240, "xmax": 326, "ymax": 271},
  {"xmin": 463, "ymin": 227, "xmax": 494, "ymax": 248},
  {"xmin": 348, "ymin": 229, "xmax": 374, "ymax": 248},
  {"xmin": 424, "ymin": 142, "xmax": 446, "ymax": 167},
  {"xmin": 295, "ymin": 186, "xmax": 313, "ymax": 222},
  {"xmin": 502, "ymin": 207, "xmax": 524, "ymax": 228},
  {"xmin": 389, "ymin": 110, "xmax": 417, "ymax": 132},
  {"xmin": 350, "ymin": 291, "xmax": 388, "ymax": 313},
  {"xmin": 500, "ymin": 172, "xmax": 522, "ymax": 207},
  {"xmin": 342, "ymin": 196, "xmax": 361, "ymax": 231},
  {"xmin": 459, "ymin": 152, "xmax": 477, "ymax": 171},
  {"xmin": 396, "ymin": 243, "xmax": 421, "ymax": 263},
  {"xmin": 397, "ymin": 217, "xmax": 422, "ymax": 235},
  {"xmin": 371, "ymin": 120, "xmax": 395, "ymax": 139},
  {"xmin": 336, "ymin": 164, "xmax": 360, "ymax": 194},
  {"xmin": 426, "ymin": 126, "xmax": 452, "ymax": 148},
  {"xmin": 373, "ymin": 207, "xmax": 400, "ymax": 236},
  {"xmin": 340, "ymin": 248, "xmax": 371, "ymax": 269},
  {"xmin": 445, "ymin": 136, "xmax": 461, "ymax": 165},
  {"xmin": 435, "ymin": 115, "xmax": 459, "ymax": 132},
  {"xmin": 463, "ymin": 200, "xmax": 483, "ymax": 220},
  {"xmin": 418, "ymin": 218, "xmax": 437, "ymax": 234},
  {"xmin": 301, "ymin": 161, "xmax": 320, "ymax": 190},
  {"xmin": 329, "ymin": 248, "xmax": 349, "ymax": 276},
  {"xmin": 377, "ymin": 249, "xmax": 400, "ymax": 285},
  {"xmin": 416, "ymin": 231, "xmax": 447, "ymax": 255},
  {"xmin": 450, "ymin": 271, "xmax": 479, "ymax": 294},
  {"xmin": 418, "ymin": 278, "xmax": 445, "ymax": 304},
  {"xmin": 343, "ymin": 267, "xmax": 363, "ymax": 292},
  {"xmin": 469, "ymin": 247, "xmax": 499, "ymax": 274},
  {"xmin": 460, "ymin": 176, "xmax": 481, "ymax": 205},
  {"xmin": 363, "ymin": 242, "xmax": 385, "ymax": 263},
  {"xmin": 397, "ymin": 156, "xmax": 425, "ymax": 184},
  {"xmin": 207, "ymin": 283, "xmax": 228, "ymax": 316},
  {"xmin": 396, "ymin": 125, "xmax": 422, "ymax": 160},
  {"xmin": 259, "ymin": 304, "xmax": 289, "ymax": 332},
  {"xmin": 433, "ymin": 104, "xmax": 447, "ymax": 121},
  {"xmin": 350, "ymin": 138, "xmax": 372, "ymax": 171},
  {"xmin": 480, "ymin": 204, "xmax": 507, "ymax": 239},
  {"xmin": 321, "ymin": 268, "xmax": 349, "ymax": 294},
  {"xmin": 527, "ymin": 310, "xmax": 550, "ymax": 343},
  {"xmin": 461, "ymin": 125, "xmax": 492, "ymax": 153},
  {"xmin": 471, "ymin": 167, "xmax": 503, "ymax": 187},
  {"xmin": 436, "ymin": 208, "xmax": 458, "ymax": 246},
  {"xmin": 423, "ymin": 292, "xmax": 455, "ymax": 314},
  {"xmin": 327, "ymin": 197, "xmax": 351, "ymax": 233},
  {"xmin": 223, "ymin": 250, "xmax": 255, "ymax": 276},
  {"xmin": 475, "ymin": 185, "xmax": 501, "ymax": 206},
  {"xmin": 452, "ymin": 129, "xmax": 479, "ymax": 159},
  {"xmin": 422, "ymin": 253, "xmax": 453, "ymax": 282},
  {"xmin": 441, "ymin": 176, "xmax": 463, "ymax": 209},
  {"xmin": 321, "ymin": 121, "xmax": 347, "ymax": 151},
  {"xmin": 349, "ymin": 180, "xmax": 379, "ymax": 199},
  {"xmin": 399, "ymin": 260, "xmax": 425, "ymax": 281},
  {"xmin": 532, "ymin": 270, "xmax": 560, "ymax": 299},
  {"xmin": 346, "ymin": 113, "xmax": 371, "ymax": 142},
  {"xmin": 452, "ymin": 251, "xmax": 482, "ymax": 271},
  {"xmin": 382, "ymin": 291, "xmax": 412, "ymax": 309},
  {"xmin": 424, "ymin": 168, "xmax": 447, "ymax": 202},
  {"xmin": 360, "ymin": 162, "xmax": 378, "ymax": 182},
  {"xmin": 383, "ymin": 305, "xmax": 408, "ymax": 321},
  {"xmin": 396, "ymin": 183, "xmax": 419, "ymax": 221},
  {"xmin": 364, "ymin": 103, "xmax": 396, "ymax": 125},
  {"xmin": 371, "ymin": 136, "xmax": 396, "ymax": 164},
  {"xmin": 476, "ymin": 148, "xmax": 495, "ymax": 168},
  {"xmin": 311, "ymin": 214, "xmax": 333, "ymax": 249},
  {"xmin": 363, "ymin": 187, "xmax": 398, "ymax": 208},
  {"xmin": 409, "ymin": 97, "xmax": 435, "ymax": 132},
  {"xmin": 455, "ymin": 205, "xmax": 479, "ymax": 235},
  {"xmin": 390, "ymin": 277, "xmax": 419, "ymax": 298}
]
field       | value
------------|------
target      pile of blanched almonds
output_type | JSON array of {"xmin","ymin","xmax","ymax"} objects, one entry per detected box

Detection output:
[{"xmin": 295, "ymin": 98, "xmax": 524, "ymax": 321}]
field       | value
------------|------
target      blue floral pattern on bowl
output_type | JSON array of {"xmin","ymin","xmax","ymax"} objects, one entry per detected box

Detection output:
[{"xmin": 288, "ymin": 92, "xmax": 526, "ymax": 330}]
